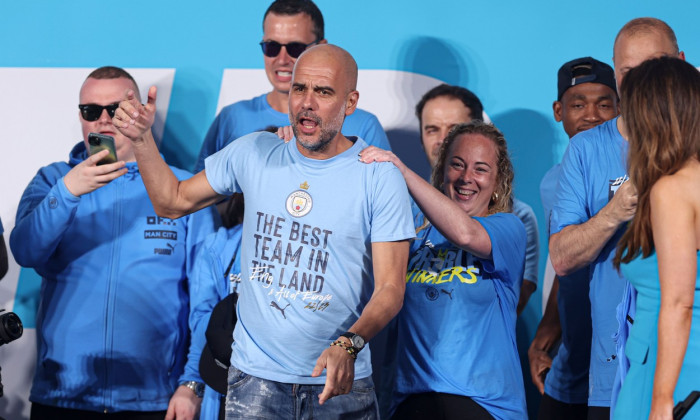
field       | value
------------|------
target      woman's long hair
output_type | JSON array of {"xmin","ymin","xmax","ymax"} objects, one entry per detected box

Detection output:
[
  {"xmin": 614, "ymin": 57, "xmax": 700, "ymax": 267},
  {"xmin": 417, "ymin": 121, "xmax": 514, "ymax": 233}
]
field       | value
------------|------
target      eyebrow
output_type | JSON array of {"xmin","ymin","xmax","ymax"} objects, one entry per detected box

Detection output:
[
  {"xmin": 313, "ymin": 85, "xmax": 335, "ymax": 94},
  {"xmin": 451, "ymin": 156, "xmax": 492, "ymax": 167},
  {"xmin": 570, "ymin": 94, "xmax": 615, "ymax": 101}
]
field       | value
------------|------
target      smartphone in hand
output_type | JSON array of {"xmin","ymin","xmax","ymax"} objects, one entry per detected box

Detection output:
[{"xmin": 88, "ymin": 133, "xmax": 117, "ymax": 165}]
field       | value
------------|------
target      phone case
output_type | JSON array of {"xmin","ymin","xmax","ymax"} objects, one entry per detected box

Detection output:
[{"xmin": 88, "ymin": 133, "xmax": 118, "ymax": 165}]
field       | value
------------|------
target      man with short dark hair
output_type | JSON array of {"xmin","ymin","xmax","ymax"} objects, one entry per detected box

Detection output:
[
  {"xmin": 529, "ymin": 57, "xmax": 618, "ymax": 420},
  {"xmin": 115, "ymin": 44, "xmax": 414, "ymax": 419},
  {"xmin": 10, "ymin": 66, "xmax": 217, "ymax": 420},
  {"xmin": 414, "ymin": 84, "xmax": 539, "ymax": 315},
  {"xmin": 194, "ymin": 0, "xmax": 389, "ymax": 173},
  {"xmin": 549, "ymin": 18, "xmax": 684, "ymax": 419},
  {"xmin": 415, "ymin": 84, "xmax": 484, "ymax": 168}
]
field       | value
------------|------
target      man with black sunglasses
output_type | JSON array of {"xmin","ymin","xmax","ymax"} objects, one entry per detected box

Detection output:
[
  {"xmin": 194, "ymin": 0, "xmax": 390, "ymax": 173},
  {"xmin": 11, "ymin": 66, "xmax": 218, "ymax": 420}
]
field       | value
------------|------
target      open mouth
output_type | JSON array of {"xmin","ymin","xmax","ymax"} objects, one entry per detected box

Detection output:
[
  {"xmin": 297, "ymin": 116, "xmax": 319, "ymax": 135},
  {"xmin": 455, "ymin": 187, "xmax": 476, "ymax": 200},
  {"xmin": 276, "ymin": 70, "xmax": 292, "ymax": 81}
]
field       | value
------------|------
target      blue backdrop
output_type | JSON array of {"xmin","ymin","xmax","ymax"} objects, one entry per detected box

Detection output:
[{"xmin": 0, "ymin": 1, "xmax": 698, "ymax": 418}]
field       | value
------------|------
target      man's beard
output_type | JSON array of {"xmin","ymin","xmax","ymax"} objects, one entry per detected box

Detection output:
[{"xmin": 291, "ymin": 107, "xmax": 345, "ymax": 153}]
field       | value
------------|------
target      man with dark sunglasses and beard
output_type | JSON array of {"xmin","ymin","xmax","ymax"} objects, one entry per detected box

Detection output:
[
  {"xmin": 10, "ymin": 66, "xmax": 218, "ymax": 420},
  {"xmin": 194, "ymin": 0, "xmax": 390, "ymax": 173}
]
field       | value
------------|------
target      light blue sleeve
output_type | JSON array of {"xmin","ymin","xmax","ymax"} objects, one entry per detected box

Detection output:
[
  {"xmin": 10, "ymin": 165, "xmax": 79, "ymax": 269},
  {"xmin": 475, "ymin": 213, "xmax": 527, "ymax": 290},
  {"xmin": 179, "ymin": 208, "xmax": 218, "ymax": 383},
  {"xmin": 177, "ymin": 166, "xmax": 221, "ymax": 383},
  {"xmin": 551, "ymin": 137, "xmax": 589, "ymax": 236},
  {"xmin": 512, "ymin": 199, "xmax": 539, "ymax": 285},
  {"xmin": 180, "ymin": 232, "xmax": 224, "ymax": 383},
  {"xmin": 203, "ymin": 133, "xmax": 255, "ymax": 196},
  {"xmin": 369, "ymin": 163, "xmax": 415, "ymax": 243},
  {"xmin": 181, "ymin": 225, "xmax": 241, "ymax": 384}
]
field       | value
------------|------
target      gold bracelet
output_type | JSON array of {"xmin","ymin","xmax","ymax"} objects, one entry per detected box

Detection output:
[{"xmin": 330, "ymin": 340, "xmax": 357, "ymax": 359}]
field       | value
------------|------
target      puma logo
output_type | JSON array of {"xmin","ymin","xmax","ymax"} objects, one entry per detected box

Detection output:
[
  {"xmin": 270, "ymin": 301, "xmax": 290, "ymax": 319},
  {"xmin": 166, "ymin": 243, "xmax": 175, "ymax": 251},
  {"xmin": 441, "ymin": 288, "xmax": 454, "ymax": 300}
]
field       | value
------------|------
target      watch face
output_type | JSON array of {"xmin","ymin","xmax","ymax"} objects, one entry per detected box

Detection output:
[
  {"xmin": 194, "ymin": 382, "xmax": 204, "ymax": 395},
  {"xmin": 352, "ymin": 335, "xmax": 365, "ymax": 349}
]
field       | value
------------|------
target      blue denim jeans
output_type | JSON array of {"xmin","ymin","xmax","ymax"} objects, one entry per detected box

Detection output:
[{"xmin": 225, "ymin": 365, "xmax": 379, "ymax": 419}]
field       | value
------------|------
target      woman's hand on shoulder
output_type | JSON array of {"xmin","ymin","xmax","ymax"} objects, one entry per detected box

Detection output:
[
  {"xmin": 276, "ymin": 126, "xmax": 294, "ymax": 143},
  {"xmin": 358, "ymin": 146, "xmax": 407, "ymax": 174}
]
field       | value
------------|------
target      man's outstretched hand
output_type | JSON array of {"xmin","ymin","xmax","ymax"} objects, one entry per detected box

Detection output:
[
  {"xmin": 113, "ymin": 86, "xmax": 157, "ymax": 142},
  {"xmin": 312, "ymin": 344, "xmax": 355, "ymax": 405}
]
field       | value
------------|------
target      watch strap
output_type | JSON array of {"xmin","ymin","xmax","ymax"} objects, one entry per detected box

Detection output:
[{"xmin": 180, "ymin": 380, "xmax": 204, "ymax": 398}]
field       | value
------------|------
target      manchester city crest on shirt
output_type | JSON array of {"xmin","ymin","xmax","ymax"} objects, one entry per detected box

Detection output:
[{"xmin": 286, "ymin": 181, "xmax": 313, "ymax": 217}]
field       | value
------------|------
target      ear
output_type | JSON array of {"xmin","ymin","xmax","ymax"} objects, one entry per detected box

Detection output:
[
  {"xmin": 318, "ymin": 38, "xmax": 328, "ymax": 45},
  {"xmin": 552, "ymin": 101, "xmax": 563, "ymax": 122},
  {"xmin": 345, "ymin": 90, "xmax": 359, "ymax": 116},
  {"xmin": 679, "ymin": 50, "xmax": 686, "ymax": 61}
]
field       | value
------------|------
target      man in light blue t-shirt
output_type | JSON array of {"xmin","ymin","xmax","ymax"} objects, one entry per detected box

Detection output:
[
  {"xmin": 194, "ymin": 0, "xmax": 390, "ymax": 173},
  {"xmin": 549, "ymin": 18, "xmax": 685, "ymax": 420},
  {"xmin": 529, "ymin": 56, "xmax": 618, "ymax": 420},
  {"xmin": 115, "ymin": 44, "xmax": 414, "ymax": 419}
]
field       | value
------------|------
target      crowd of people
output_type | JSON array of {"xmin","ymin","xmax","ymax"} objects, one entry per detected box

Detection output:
[{"xmin": 6, "ymin": 0, "xmax": 698, "ymax": 419}]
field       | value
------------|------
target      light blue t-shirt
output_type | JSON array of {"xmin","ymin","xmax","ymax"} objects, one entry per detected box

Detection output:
[
  {"xmin": 205, "ymin": 132, "xmax": 415, "ymax": 384},
  {"xmin": 550, "ymin": 117, "xmax": 629, "ymax": 407},
  {"xmin": 512, "ymin": 198, "xmax": 539, "ymax": 286},
  {"xmin": 541, "ymin": 163, "xmax": 592, "ymax": 404},
  {"xmin": 394, "ymin": 212, "xmax": 527, "ymax": 420},
  {"xmin": 195, "ymin": 93, "xmax": 391, "ymax": 172}
]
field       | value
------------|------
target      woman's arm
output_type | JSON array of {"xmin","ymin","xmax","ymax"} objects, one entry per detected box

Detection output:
[
  {"xmin": 649, "ymin": 174, "xmax": 697, "ymax": 420},
  {"xmin": 360, "ymin": 146, "xmax": 492, "ymax": 258}
]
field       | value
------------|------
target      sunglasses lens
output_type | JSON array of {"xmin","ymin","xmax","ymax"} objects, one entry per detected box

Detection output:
[
  {"xmin": 105, "ymin": 104, "xmax": 119, "ymax": 118},
  {"xmin": 80, "ymin": 104, "xmax": 118, "ymax": 121},
  {"xmin": 80, "ymin": 106, "xmax": 100, "ymax": 121},
  {"xmin": 285, "ymin": 42, "xmax": 307, "ymax": 59},
  {"xmin": 261, "ymin": 41, "xmax": 282, "ymax": 57}
]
